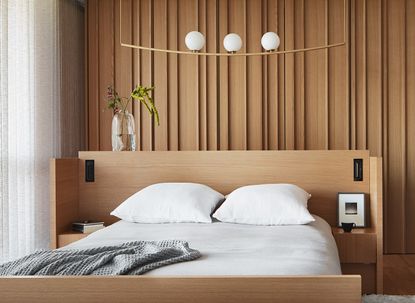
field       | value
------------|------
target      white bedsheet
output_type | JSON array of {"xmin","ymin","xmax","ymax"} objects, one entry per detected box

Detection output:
[{"xmin": 64, "ymin": 215, "xmax": 341, "ymax": 275}]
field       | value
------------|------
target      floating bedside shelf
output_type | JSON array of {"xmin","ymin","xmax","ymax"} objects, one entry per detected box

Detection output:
[
  {"xmin": 332, "ymin": 226, "xmax": 382, "ymax": 294},
  {"xmin": 57, "ymin": 230, "xmax": 88, "ymax": 248},
  {"xmin": 332, "ymin": 227, "xmax": 377, "ymax": 264},
  {"xmin": 332, "ymin": 227, "xmax": 376, "ymax": 234}
]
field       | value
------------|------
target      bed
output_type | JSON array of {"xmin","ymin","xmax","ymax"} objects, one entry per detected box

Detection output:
[
  {"xmin": 0, "ymin": 150, "xmax": 383, "ymax": 303},
  {"xmin": 63, "ymin": 216, "xmax": 341, "ymax": 276}
]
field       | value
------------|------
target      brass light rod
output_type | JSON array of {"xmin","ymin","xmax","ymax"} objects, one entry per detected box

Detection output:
[{"xmin": 120, "ymin": 0, "xmax": 347, "ymax": 56}]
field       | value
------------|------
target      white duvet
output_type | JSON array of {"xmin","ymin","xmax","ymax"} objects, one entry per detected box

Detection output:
[{"xmin": 64, "ymin": 215, "xmax": 341, "ymax": 275}]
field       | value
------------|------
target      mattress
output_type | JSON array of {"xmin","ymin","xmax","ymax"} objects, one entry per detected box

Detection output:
[{"xmin": 63, "ymin": 215, "xmax": 341, "ymax": 276}]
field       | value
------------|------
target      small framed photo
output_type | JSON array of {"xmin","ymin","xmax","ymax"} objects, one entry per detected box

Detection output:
[{"xmin": 337, "ymin": 193, "xmax": 368, "ymax": 227}]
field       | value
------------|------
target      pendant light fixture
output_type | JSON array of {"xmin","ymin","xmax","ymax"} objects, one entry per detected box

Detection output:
[{"xmin": 119, "ymin": 0, "xmax": 347, "ymax": 57}]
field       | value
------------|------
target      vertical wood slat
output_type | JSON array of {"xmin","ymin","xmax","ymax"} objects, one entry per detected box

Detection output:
[
  {"xmin": 355, "ymin": 0, "xmax": 367, "ymax": 150},
  {"xmin": 59, "ymin": 0, "xmax": 87, "ymax": 156},
  {"xmin": 284, "ymin": 0, "xmax": 295, "ymax": 150},
  {"xmin": 328, "ymin": 0, "xmax": 349, "ymax": 150},
  {"xmin": 366, "ymin": 0, "xmax": 382, "ymax": 157},
  {"xmin": 261, "ymin": 0, "xmax": 268, "ymax": 150},
  {"xmin": 267, "ymin": 0, "xmax": 278, "ymax": 150},
  {"xmin": 246, "ymin": 0, "xmax": 263, "ymax": 150},
  {"xmin": 277, "ymin": 0, "xmax": 285, "ymax": 150},
  {"xmin": 115, "ymin": 0, "xmax": 132, "ymax": 113},
  {"xmin": 84, "ymin": 0, "xmax": 89, "ymax": 149},
  {"xmin": 401, "ymin": 0, "xmax": 408, "ymax": 255},
  {"xmin": 385, "ymin": 0, "xmax": 406, "ymax": 253},
  {"xmin": 218, "ymin": 0, "xmax": 229, "ymax": 150},
  {"xmin": 87, "ymin": 0, "xmax": 99, "ymax": 151},
  {"xmin": 167, "ymin": 0, "xmax": 179, "ymax": 151},
  {"xmin": 178, "ymin": 0, "xmax": 199, "ymax": 150},
  {"xmin": 87, "ymin": 0, "xmax": 415, "ymax": 253},
  {"xmin": 294, "ymin": 0, "xmax": 305, "ymax": 150},
  {"xmin": 228, "ymin": 0, "xmax": 247, "ymax": 150},
  {"xmin": 98, "ymin": 0, "xmax": 115, "ymax": 151},
  {"xmin": 350, "ymin": 0, "xmax": 356, "ymax": 150},
  {"xmin": 153, "ymin": 0, "xmax": 168, "ymax": 150},
  {"xmin": 405, "ymin": 0, "xmax": 415, "ymax": 253},
  {"xmin": 198, "ymin": 0, "xmax": 207, "ymax": 151},
  {"xmin": 345, "ymin": 0, "xmax": 350, "ymax": 152},
  {"xmin": 381, "ymin": 0, "xmax": 389, "ymax": 252},
  {"xmin": 304, "ymin": 0, "xmax": 327, "ymax": 150},
  {"xmin": 324, "ymin": 0, "xmax": 329, "ymax": 150},
  {"xmin": 206, "ymin": 0, "xmax": 218, "ymax": 150},
  {"xmin": 139, "ymin": 0, "xmax": 152, "ymax": 151},
  {"xmin": 132, "ymin": 0, "xmax": 141, "ymax": 150}
]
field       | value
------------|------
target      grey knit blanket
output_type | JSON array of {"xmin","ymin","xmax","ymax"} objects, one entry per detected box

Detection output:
[{"xmin": 0, "ymin": 240, "xmax": 201, "ymax": 276}]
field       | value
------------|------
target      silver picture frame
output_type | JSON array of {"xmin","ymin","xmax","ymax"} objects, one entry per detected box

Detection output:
[{"xmin": 337, "ymin": 192, "xmax": 367, "ymax": 227}]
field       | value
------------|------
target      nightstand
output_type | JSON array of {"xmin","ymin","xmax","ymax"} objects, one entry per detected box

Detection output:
[
  {"xmin": 332, "ymin": 227, "xmax": 377, "ymax": 263},
  {"xmin": 332, "ymin": 227, "xmax": 381, "ymax": 294},
  {"xmin": 57, "ymin": 230, "xmax": 89, "ymax": 248}
]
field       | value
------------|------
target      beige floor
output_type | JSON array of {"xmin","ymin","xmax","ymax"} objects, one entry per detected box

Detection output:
[{"xmin": 384, "ymin": 255, "xmax": 415, "ymax": 295}]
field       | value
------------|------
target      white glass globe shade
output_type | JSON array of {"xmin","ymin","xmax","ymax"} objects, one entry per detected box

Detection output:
[
  {"xmin": 223, "ymin": 33, "xmax": 242, "ymax": 52},
  {"xmin": 185, "ymin": 31, "xmax": 205, "ymax": 51},
  {"xmin": 261, "ymin": 32, "xmax": 280, "ymax": 51}
]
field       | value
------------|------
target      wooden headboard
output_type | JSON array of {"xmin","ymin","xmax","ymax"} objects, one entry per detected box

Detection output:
[{"xmin": 50, "ymin": 150, "xmax": 381, "ymax": 246}]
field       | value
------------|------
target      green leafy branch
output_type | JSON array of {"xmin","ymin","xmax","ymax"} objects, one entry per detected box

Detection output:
[
  {"xmin": 106, "ymin": 85, "xmax": 160, "ymax": 126},
  {"xmin": 131, "ymin": 86, "xmax": 159, "ymax": 126}
]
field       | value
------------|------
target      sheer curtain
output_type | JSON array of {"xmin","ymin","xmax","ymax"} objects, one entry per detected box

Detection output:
[{"xmin": 0, "ymin": 0, "xmax": 61, "ymax": 262}]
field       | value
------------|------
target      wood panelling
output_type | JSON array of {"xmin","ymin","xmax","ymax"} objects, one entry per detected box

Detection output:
[
  {"xmin": 384, "ymin": 255, "xmax": 415, "ymax": 295},
  {"xmin": 328, "ymin": 0, "xmax": 349, "ymax": 150},
  {"xmin": 59, "ymin": 0, "xmax": 86, "ymax": 156},
  {"xmin": 406, "ymin": 0, "xmax": 415, "ymax": 254},
  {"xmin": 86, "ymin": 0, "xmax": 415, "ymax": 253},
  {"xmin": 304, "ymin": 0, "xmax": 328, "ymax": 150},
  {"xmin": 78, "ymin": 150, "xmax": 370, "ymax": 226}
]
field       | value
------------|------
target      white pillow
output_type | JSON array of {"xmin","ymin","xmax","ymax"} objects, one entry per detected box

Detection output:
[
  {"xmin": 111, "ymin": 183, "xmax": 224, "ymax": 223},
  {"xmin": 212, "ymin": 184, "xmax": 314, "ymax": 225}
]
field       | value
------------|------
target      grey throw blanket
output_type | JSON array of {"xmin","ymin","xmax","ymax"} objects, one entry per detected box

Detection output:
[{"xmin": 0, "ymin": 240, "xmax": 201, "ymax": 276}]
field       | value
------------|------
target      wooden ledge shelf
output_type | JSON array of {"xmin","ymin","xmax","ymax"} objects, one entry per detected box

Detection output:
[
  {"xmin": 332, "ymin": 227, "xmax": 377, "ymax": 264},
  {"xmin": 57, "ymin": 228, "xmax": 107, "ymax": 248},
  {"xmin": 59, "ymin": 230, "xmax": 84, "ymax": 235},
  {"xmin": 332, "ymin": 227, "xmax": 376, "ymax": 234},
  {"xmin": 331, "ymin": 225, "xmax": 382, "ymax": 294},
  {"xmin": 58, "ymin": 230, "xmax": 88, "ymax": 248}
]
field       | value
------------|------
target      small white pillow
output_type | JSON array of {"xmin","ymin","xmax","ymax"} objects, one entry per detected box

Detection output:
[
  {"xmin": 213, "ymin": 184, "xmax": 314, "ymax": 225},
  {"xmin": 111, "ymin": 183, "xmax": 224, "ymax": 223}
]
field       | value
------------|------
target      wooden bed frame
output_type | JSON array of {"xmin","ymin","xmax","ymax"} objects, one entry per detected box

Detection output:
[{"xmin": 0, "ymin": 150, "xmax": 383, "ymax": 302}]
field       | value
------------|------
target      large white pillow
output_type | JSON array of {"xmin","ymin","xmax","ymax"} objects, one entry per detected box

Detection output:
[
  {"xmin": 111, "ymin": 183, "xmax": 224, "ymax": 223},
  {"xmin": 212, "ymin": 184, "xmax": 314, "ymax": 225}
]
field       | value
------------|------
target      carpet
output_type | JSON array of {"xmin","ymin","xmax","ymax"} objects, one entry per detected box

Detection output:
[{"xmin": 363, "ymin": 295, "xmax": 415, "ymax": 303}]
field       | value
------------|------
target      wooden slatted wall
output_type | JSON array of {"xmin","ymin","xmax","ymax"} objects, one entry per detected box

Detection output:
[{"xmin": 86, "ymin": 0, "xmax": 415, "ymax": 254}]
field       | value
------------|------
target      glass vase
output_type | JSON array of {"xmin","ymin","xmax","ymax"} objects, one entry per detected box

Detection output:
[{"xmin": 111, "ymin": 110, "xmax": 136, "ymax": 151}]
